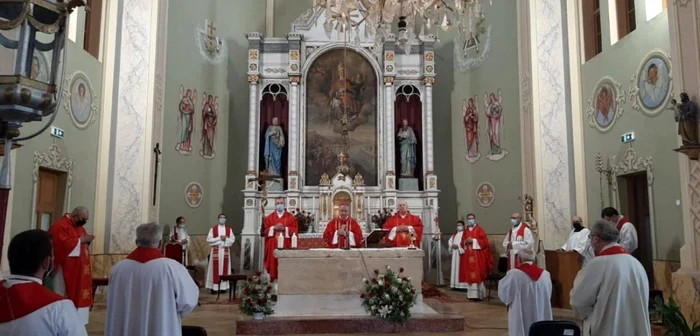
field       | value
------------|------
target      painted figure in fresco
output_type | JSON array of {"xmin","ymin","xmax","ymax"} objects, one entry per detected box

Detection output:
[
  {"xmin": 671, "ymin": 92, "xmax": 699, "ymax": 145},
  {"xmin": 176, "ymin": 86, "xmax": 196, "ymax": 155},
  {"xmin": 463, "ymin": 96, "xmax": 479, "ymax": 162},
  {"xmin": 200, "ymin": 93, "xmax": 218, "ymax": 159},
  {"xmin": 329, "ymin": 62, "xmax": 361, "ymax": 123},
  {"xmin": 484, "ymin": 90, "xmax": 503, "ymax": 155},
  {"xmin": 639, "ymin": 61, "xmax": 669, "ymax": 109},
  {"xmin": 595, "ymin": 85, "xmax": 614, "ymax": 128},
  {"xmin": 397, "ymin": 119, "xmax": 417, "ymax": 177},
  {"xmin": 264, "ymin": 117, "xmax": 286, "ymax": 175}
]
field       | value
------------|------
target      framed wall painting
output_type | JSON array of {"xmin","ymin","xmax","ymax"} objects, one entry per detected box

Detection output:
[
  {"xmin": 628, "ymin": 50, "xmax": 672, "ymax": 116},
  {"xmin": 586, "ymin": 77, "xmax": 625, "ymax": 133},
  {"xmin": 63, "ymin": 71, "xmax": 98, "ymax": 129}
]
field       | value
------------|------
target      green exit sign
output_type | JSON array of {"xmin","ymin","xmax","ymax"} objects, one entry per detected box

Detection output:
[
  {"xmin": 621, "ymin": 132, "xmax": 635, "ymax": 143},
  {"xmin": 50, "ymin": 126, "xmax": 64, "ymax": 139}
]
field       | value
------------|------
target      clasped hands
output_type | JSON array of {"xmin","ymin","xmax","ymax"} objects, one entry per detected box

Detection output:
[
  {"xmin": 396, "ymin": 226, "xmax": 411, "ymax": 233},
  {"xmin": 451, "ymin": 238, "xmax": 473, "ymax": 250},
  {"xmin": 273, "ymin": 223, "xmax": 285, "ymax": 232},
  {"xmin": 79, "ymin": 235, "xmax": 95, "ymax": 244},
  {"xmin": 337, "ymin": 225, "xmax": 348, "ymax": 236}
]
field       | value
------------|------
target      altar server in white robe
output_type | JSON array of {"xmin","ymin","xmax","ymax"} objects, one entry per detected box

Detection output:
[
  {"xmin": 601, "ymin": 206, "xmax": 638, "ymax": 253},
  {"xmin": 560, "ymin": 216, "xmax": 590, "ymax": 254},
  {"xmin": 205, "ymin": 213, "xmax": 236, "ymax": 292},
  {"xmin": 497, "ymin": 248, "xmax": 552, "ymax": 336},
  {"xmin": 570, "ymin": 219, "xmax": 650, "ymax": 336},
  {"xmin": 105, "ymin": 223, "xmax": 199, "ymax": 336},
  {"xmin": 0, "ymin": 230, "xmax": 87, "ymax": 336},
  {"xmin": 449, "ymin": 220, "xmax": 468, "ymax": 289},
  {"xmin": 169, "ymin": 216, "xmax": 189, "ymax": 265},
  {"xmin": 502, "ymin": 213, "xmax": 534, "ymax": 270}
]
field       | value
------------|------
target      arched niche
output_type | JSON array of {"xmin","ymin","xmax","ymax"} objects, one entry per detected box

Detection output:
[
  {"xmin": 31, "ymin": 144, "xmax": 75, "ymax": 230},
  {"xmin": 259, "ymin": 83, "xmax": 289, "ymax": 189},
  {"xmin": 395, "ymin": 84, "xmax": 423, "ymax": 190},
  {"xmin": 331, "ymin": 189, "xmax": 353, "ymax": 218}
]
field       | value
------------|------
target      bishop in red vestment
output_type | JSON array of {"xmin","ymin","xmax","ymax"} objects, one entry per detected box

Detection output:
[
  {"xmin": 263, "ymin": 198, "xmax": 298, "ymax": 280},
  {"xmin": 383, "ymin": 201, "xmax": 424, "ymax": 248},
  {"xmin": 323, "ymin": 203, "xmax": 364, "ymax": 248},
  {"xmin": 47, "ymin": 206, "xmax": 93, "ymax": 325}
]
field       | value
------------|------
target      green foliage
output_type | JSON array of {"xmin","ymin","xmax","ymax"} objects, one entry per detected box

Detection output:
[
  {"xmin": 239, "ymin": 274, "xmax": 275, "ymax": 316},
  {"xmin": 653, "ymin": 296, "xmax": 700, "ymax": 336},
  {"xmin": 360, "ymin": 265, "xmax": 416, "ymax": 324}
]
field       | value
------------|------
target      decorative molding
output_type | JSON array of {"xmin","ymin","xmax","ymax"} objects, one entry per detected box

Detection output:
[
  {"xmin": 62, "ymin": 70, "xmax": 98, "ymax": 129},
  {"xmin": 627, "ymin": 50, "xmax": 673, "ymax": 117},
  {"xmin": 689, "ymin": 161, "xmax": 700, "ymax": 235},
  {"xmin": 423, "ymin": 77, "xmax": 435, "ymax": 85},
  {"xmin": 397, "ymin": 69, "xmax": 419, "ymax": 75},
  {"xmin": 586, "ymin": 76, "xmax": 625, "ymax": 133},
  {"xmin": 521, "ymin": 72, "xmax": 531, "ymax": 114},
  {"xmin": 184, "ymin": 182, "xmax": 204, "ymax": 208},
  {"xmin": 248, "ymin": 75, "xmax": 260, "ymax": 83},
  {"xmin": 476, "ymin": 182, "xmax": 495, "ymax": 207},
  {"xmin": 264, "ymin": 68, "xmax": 286, "ymax": 74},
  {"xmin": 611, "ymin": 147, "xmax": 654, "ymax": 189},
  {"xmin": 289, "ymin": 76, "xmax": 301, "ymax": 83},
  {"xmin": 31, "ymin": 144, "xmax": 75, "ymax": 227},
  {"xmin": 383, "ymin": 77, "xmax": 395, "ymax": 84}
]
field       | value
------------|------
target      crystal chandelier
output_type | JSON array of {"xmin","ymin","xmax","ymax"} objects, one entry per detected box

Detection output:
[{"xmin": 313, "ymin": 0, "xmax": 489, "ymax": 54}]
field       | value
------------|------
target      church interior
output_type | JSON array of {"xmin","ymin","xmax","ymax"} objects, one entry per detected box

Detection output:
[{"xmin": 1, "ymin": 0, "xmax": 700, "ymax": 335}]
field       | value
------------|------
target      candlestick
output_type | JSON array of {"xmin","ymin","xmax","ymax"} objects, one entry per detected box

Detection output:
[
  {"xmin": 291, "ymin": 233, "xmax": 298, "ymax": 249},
  {"xmin": 277, "ymin": 232, "xmax": 284, "ymax": 250}
]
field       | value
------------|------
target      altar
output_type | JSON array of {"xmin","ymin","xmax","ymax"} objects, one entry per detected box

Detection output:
[
  {"xmin": 273, "ymin": 248, "xmax": 433, "ymax": 316},
  {"xmin": 239, "ymin": 7, "xmax": 441, "ymax": 275}
]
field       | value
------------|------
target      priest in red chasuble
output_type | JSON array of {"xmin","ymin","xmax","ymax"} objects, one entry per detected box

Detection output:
[
  {"xmin": 264, "ymin": 197, "xmax": 298, "ymax": 280},
  {"xmin": 48, "ymin": 206, "xmax": 93, "ymax": 325},
  {"xmin": 205, "ymin": 213, "xmax": 235, "ymax": 293},
  {"xmin": 383, "ymin": 200, "xmax": 424, "ymax": 248},
  {"xmin": 450, "ymin": 214, "xmax": 493, "ymax": 300},
  {"xmin": 323, "ymin": 203, "xmax": 364, "ymax": 248}
]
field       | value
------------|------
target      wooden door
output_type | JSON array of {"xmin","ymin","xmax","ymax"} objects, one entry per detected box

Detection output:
[
  {"xmin": 36, "ymin": 169, "xmax": 66, "ymax": 230},
  {"xmin": 623, "ymin": 171, "xmax": 654, "ymax": 287}
]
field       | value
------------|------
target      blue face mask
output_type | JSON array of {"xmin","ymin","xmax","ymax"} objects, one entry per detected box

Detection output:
[
  {"xmin": 456, "ymin": 226, "xmax": 464, "ymax": 232},
  {"xmin": 218, "ymin": 218, "xmax": 226, "ymax": 225},
  {"xmin": 511, "ymin": 219, "xmax": 519, "ymax": 226},
  {"xmin": 276, "ymin": 204, "xmax": 285, "ymax": 212},
  {"xmin": 467, "ymin": 219, "xmax": 476, "ymax": 226}
]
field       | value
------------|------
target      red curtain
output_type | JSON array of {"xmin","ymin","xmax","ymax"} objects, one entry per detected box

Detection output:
[
  {"xmin": 259, "ymin": 93, "xmax": 289, "ymax": 185},
  {"xmin": 394, "ymin": 93, "xmax": 423, "ymax": 188}
]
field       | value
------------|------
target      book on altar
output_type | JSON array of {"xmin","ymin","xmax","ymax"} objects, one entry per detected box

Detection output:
[{"xmin": 365, "ymin": 229, "xmax": 390, "ymax": 248}]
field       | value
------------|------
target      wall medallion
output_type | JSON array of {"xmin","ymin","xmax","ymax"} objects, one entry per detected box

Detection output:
[
  {"xmin": 586, "ymin": 77, "xmax": 625, "ymax": 133},
  {"xmin": 195, "ymin": 20, "xmax": 227, "ymax": 65},
  {"xmin": 628, "ymin": 50, "xmax": 672, "ymax": 116},
  {"xmin": 63, "ymin": 71, "xmax": 98, "ymax": 129},
  {"xmin": 184, "ymin": 182, "xmax": 203, "ymax": 208},
  {"xmin": 476, "ymin": 182, "xmax": 495, "ymax": 208}
]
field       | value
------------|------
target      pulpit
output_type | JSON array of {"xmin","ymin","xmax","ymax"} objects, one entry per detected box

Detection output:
[{"xmin": 545, "ymin": 250, "xmax": 582, "ymax": 309}]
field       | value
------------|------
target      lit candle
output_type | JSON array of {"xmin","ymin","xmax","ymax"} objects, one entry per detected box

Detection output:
[
  {"xmin": 277, "ymin": 232, "xmax": 284, "ymax": 249},
  {"xmin": 291, "ymin": 233, "xmax": 298, "ymax": 249}
]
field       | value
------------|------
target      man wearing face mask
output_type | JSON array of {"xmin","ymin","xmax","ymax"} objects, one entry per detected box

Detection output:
[
  {"xmin": 48, "ymin": 206, "xmax": 94, "ymax": 326},
  {"xmin": 263, "ymin": 197, "xmax": 298, "ymax": 280},
  {"xmin": 205, "ymin": 214, "xmax": 236, "ymax": 293},
  {"xmin": 502, "ymin": 213, "xmax": 534, "ymax": 270},
  {"xmin": 165, "ymin": 217, "xmax": 189, "ymax": 265},
  {"xmin": 459, "ymin": 214, "xmax": 493, "ymax": 300},
  {"xmin": 0, "ymin": 230, "xmax": 88, "ymax": 335},
  {"xmin": 559, "ymin": 216, "xmax": 590, "ymax": 255}
]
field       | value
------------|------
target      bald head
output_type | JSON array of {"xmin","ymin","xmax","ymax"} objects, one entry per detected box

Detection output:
[
  {"xmin": 338, "ymin": 204, "xmax": 350, "ymax": 218},
  {"xmin": 397, "ymin": 201, "xmax": 408, "ymax": 215},
  {"xmin": 70, "ymin": 206, "xmax": 89, "ymax": 227},
  {"xmin": 572, "ymin": 216, "xmax": 584, "ymax": 230}
]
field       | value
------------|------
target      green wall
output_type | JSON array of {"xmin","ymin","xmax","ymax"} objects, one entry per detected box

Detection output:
[
  {"xmin": 10, "ymin": 7, "xmax": 102, "ymax": 237},
  {"xmin": 159, "ymin": 0, "xmax": 266, "ymax": 235},
  {"xmin": 580, "ymin": 2, "xmax": 682, "ymax": 261}
]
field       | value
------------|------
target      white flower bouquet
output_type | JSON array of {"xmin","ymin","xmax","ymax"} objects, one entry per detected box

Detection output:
[{"xmin": 360, "ymin": 265, "xmax": 416, "ymax": 323}]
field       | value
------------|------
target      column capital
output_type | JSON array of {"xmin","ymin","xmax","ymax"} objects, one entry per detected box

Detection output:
[
  {"xmin": 383, "ymin": 77, "xmax": 395, "ymax": 84},
  {"xmin": 423, "ymin": 77, "xmax": 435, "ymax": 85},
  {"xmin": 248, "ymin": 75, "xmax": 260, "ymax": 83},
  {"xmin": 289, "ymin": 76, "xmax": 301, "ymax": 83}
]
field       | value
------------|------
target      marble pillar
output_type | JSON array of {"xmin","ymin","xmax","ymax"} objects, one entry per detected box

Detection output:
[
  {"xmin": 524, "ymin": 0, "xmax": 574, "ymax": 248},
  {"xmin": 106, "ymin": 0, "xmax": 166, "ymax": 252}
]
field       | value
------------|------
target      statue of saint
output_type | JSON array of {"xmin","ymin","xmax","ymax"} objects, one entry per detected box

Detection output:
[
  {"xmin": 263, "ymin": 117, "xmax": 285, "ymax": 175},
  {"xmin": 671, "ymin": 92, "xmax": 699, "ymax": 146},
  {"xmin": 397, "ymin": 119, "xmax": 417, "ymax": 177}
]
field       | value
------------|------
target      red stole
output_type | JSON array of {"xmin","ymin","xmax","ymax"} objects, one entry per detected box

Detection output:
[
  {"xmin": 506, "ymin": 224, "xmax": 528, "ymax": 270},
  {"xmin": 212, "ymin": 225, "xmax": 232, "ymax": 283},
  {"xmin": 616, "ymin": 217, "xmax": 627, "ymax": 231},
  {"xmin": 0, "ymin": 280, "xmax": 65, "ymax": 323},
  {"xmin": 516, "ymin": 262, "xmax": 544, "ymax": 281},
  {"xmin": 598, "ymin": 245, "xmax": 628, "ymax": 256},
  {"xmin": 47, "ymin": 214, "xmax": 92, "ymax": 308},
  {"xmin": 460, "ymin": 225, "xmax": 493, "ymax": 284},
  {"xmin": 127, "ymin": 247, "xmax": 165, "ymax": 263},
  {"xmin": 173, "ymin": 230, "xmax": 179, "ymax": 241}
]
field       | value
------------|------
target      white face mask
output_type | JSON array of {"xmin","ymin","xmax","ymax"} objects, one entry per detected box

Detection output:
[
  {"xmin": 219, "ymin": 218, "xmax": 226, "ymax": 225},
  {"xmin": 456, "ymin": 226, "xmax": 464, "ymax": 232},
  {"xmin": 511, "ymin": 219, "xmax": 519, "ymax": 226},
  {"xmin": 276, "ymin": 204, "xmax": 285, "ymax": 212}
]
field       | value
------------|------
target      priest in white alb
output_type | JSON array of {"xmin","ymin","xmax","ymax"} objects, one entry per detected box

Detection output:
[
  {"xmin": 502, "ymin": 213, "xmax": 534, "ymax": 269},
  {"xmin": 560, "ymin": 216, "xmax": 590, "ymax": 254},
  {"xmin": 498, "ymin": 248, "xmax": 552, "ymax": 336},
  {"xmin": 105, "ymin": 223, "xmax": 199, "ymax": 336},
  {"xmin": 570, "ymin": 219, "xmax": 650, "ymax": 336},
  {"xmin": 205, "ymin": 213, "xmax": 236, "ymax": 293}
]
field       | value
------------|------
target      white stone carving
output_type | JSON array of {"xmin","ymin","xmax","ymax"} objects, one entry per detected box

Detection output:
[
  {"xmin": 30, "ymin": 144, "xmax": 75, "ymax": 227},
  {"xmin": 586, "ymin": 76, "xmax": 626, "ymax": 133},
  {"xmin": 628, "ymin": 50, "xmax": 673, "ymax": 117},
  {"xmin": 62, "ymin": 70, "xmax": 98, "ymax": 130}
]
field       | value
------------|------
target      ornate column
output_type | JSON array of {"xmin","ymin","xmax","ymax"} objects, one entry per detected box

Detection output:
[
  {"xmin": 383, "ymin": 37, "xmax": 396, "ymax": 194},
  {"xmin": 422, "ymin": 36, "xmax": 437, "ymax": 191},
  {"xmin": 668, "ymin": 0, "xmax": 700, "ymax": 320},
  {"xmin": 287, "ymin": 33, "xmax": 302, "ymax": 191},
  {"xmin": 245, "ymin": 33, "xmax": 262, "ymax": 187}
]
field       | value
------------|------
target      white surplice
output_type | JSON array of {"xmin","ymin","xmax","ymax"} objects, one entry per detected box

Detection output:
[
  {"xmin": 497, "ymin": 262, "xmax": 553, "ymax": 336},
  {"xmin": 169, "ymin": 226, "xmax": 190, "ymax": 266},
  {"xmin": 501, "ymin": 224, "xmax": 534, "ymax": 269},
  {"xmin": 105, "ymin": 257, "xmax": 199, "ymax": 336},
  {"xmin": 570, "ymin": 243, "xmax": 651, "ymax": 336},
  {"xmin": 448, "ymin": 228, "xmax": 486, "ymax": 299},
  {"xmin": 0, "ymin": 275, "xmax": 88, "ymax": 336},
  {"xmin": 205, "ymin": 225, "xmax": 236, "ymax": 291},
  {"xmin": 618, "ymin": 221, "xmax": 638, "ymax": 253},
  {"xmin": 561, "ymin": 228, "xmax": 590, "ymax": 254},
  {"xmin": 52, "ymin": 239, "xmax": 89, "ymax": 325}
]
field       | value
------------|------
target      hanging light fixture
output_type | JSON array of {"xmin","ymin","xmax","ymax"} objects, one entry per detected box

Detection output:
[
  {"xmin": 0, "ymin": 0, "xmax": 86, "ymax": 259},
  {"xmin": 313, "ymin": 0, "xmax": 489, "ymax": 54}
]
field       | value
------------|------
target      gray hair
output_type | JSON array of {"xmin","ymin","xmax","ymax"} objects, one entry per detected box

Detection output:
[
  {"xmin": 135, "ymin": 222, "xmax": 163, "ymax": 248},
  {"xmin": 517, "ymin": 248, "xmax": 536, "ymax": 262},
  {"xmin": 71, "ymin": 206, "xmax": 88, "ymax": 216},
  {"xmin": 590, "ymin": 219, "xmax": 619, "ymax": 243}
]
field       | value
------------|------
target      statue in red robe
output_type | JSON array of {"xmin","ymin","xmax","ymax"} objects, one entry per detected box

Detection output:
[
  {"xmin": 263, "ymin": 198, "xmax": 298, "ymax": 280},
  {"xmin": 323, "ymin": 203, "xmax": 364, "ymax": 248},
  {"xmin": 383, "ymin": 201, "xmax": 424, "ymax": 248}
]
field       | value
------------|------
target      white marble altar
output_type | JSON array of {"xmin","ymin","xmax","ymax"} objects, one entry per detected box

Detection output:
[{"xmin": 273, "ymin": 248, "xmax": 435, "ymax": 316}]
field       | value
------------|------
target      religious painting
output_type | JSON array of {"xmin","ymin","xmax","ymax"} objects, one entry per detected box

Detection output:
[
  {"xmin": 630, "ymin": 51, "xmax": 672, "ymax": 116},
  {"xmin": 455, "ymin": 17, "xmax": 492, "ymax": 72},
  {"xmin": 63, "ymin": 71, "xmax": 97, "ymax": 129},
  {"xmin": 184, "ymin": 182, "xmax": 203, "ymax": 208},
  {"xmin": 462, "ymin": 95, "xmax": 480, "ymax": 163},
  {"xmin": 30, "ymin": 50, "xmax": 49, "ymax": 82},
  {"xmin": 305, "ymin": 49, "xmax": 378, "ymax": 186},
  {"xmin": 483, "ymin": 89, "xmax": 508, "ymax": 162},
  {"xmin": 476, "ymin": 182, "xmax": 495, "ymax": 208},
  {"xmin": 175, "ymin": 86, "xmax": 197, "ymax": 156},
  {"xmin": 587, "ymin": 77, "xmax": 624, "ymax": 133},
  {"xmin": 195, "ymin": 20, "xmax": 227, "ymax": 65},
  {"xmin": 200, "ymin": 93, "xmax": 218, "ymax": 159}
]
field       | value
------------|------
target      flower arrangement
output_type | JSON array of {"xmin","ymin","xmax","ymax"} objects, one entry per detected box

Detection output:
[
  {"xmin": 360, "ymin": 265, "xmax": 416, "ymax": 323},
  {"xmin": 239, "ymin": 273, "xmax": 275, "ymax": 317},
  {"xmin": 371, "ymin": 208, "xmax": 393, "ymax": 229},
  {"xmin": 292, "ymin": 208, "xmax": 315, "ymax": 233}
]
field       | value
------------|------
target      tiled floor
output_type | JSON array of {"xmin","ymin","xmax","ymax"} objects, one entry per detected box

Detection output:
[{"xmin": 86, "ymin": 288, "xmax": 578, "ymax": 335}]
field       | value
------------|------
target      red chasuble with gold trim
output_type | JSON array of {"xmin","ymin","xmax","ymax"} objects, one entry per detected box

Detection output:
[
  {"xmin": 322, "ymin": 217, "xmax": 364, "ymax": 248},
  {"xmin": 48, "ymin": 214, "xmax": 92, "ymax": 309},
  {"xmin": 263, "ymin": 211, "xmax": 298, "ymax": 280},
  {"xmin": 460, "ymin": 224, "xmax": 493, "ymax": 284}
]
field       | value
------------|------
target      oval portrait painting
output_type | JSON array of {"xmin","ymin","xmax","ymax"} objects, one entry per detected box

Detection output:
[
  {"xmin": 636, "ymin": 53, "xmax": 671, "ymax": 112},
  {"xmin": 68, "ymin": 73, "xmax": 94, "ymax": 127},
  {"xmin": 594, "ymin": 81, "xmax": 617, "ymax": 131}
]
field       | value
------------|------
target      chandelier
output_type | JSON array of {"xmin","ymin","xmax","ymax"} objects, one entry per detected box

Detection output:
[{"xmin": 313, "ymin": 0, "xmax": 489, "ymax": 54}]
